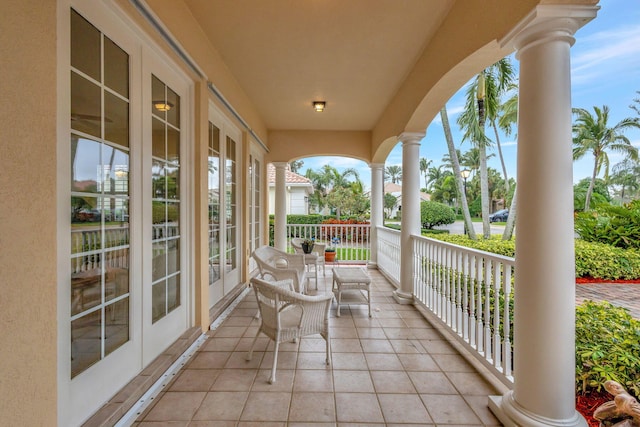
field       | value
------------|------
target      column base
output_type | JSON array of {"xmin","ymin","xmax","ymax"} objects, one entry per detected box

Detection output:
[
  {"xmin": 392, "ymin": 290, "xmax": 413, "ymax": 305},
  {"xmin": 366, "ymin": 261, "xmax": 377, "ymax": 269},
  {"xmin": 489, "ymin": 392, "xmax": 588, "ymax": 427}
]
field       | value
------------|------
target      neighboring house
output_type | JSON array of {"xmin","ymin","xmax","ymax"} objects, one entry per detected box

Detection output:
[
  {"xmin": 267, "ymin": 164, "xmax": 314, "ymax": 215},
  {"xmin": 384, "ymin": 182, "xmax": 430, "ymax": 219}
]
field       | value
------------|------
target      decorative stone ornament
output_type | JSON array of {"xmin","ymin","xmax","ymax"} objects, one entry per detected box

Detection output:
[{"xmin": 593, "ymin": 380, "xmax": 640, "ymax": 427}]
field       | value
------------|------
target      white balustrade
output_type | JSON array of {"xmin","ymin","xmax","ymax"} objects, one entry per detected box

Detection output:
[
  {"xmin": 376, "ymin": 226, "xmax": 401, "ymax": 286},
  {"xmin": 412, "ymin": 235, "xmax": 514, "ymax": 386},
  {"xmin": 286, "ymin": 223, "xmax": 371, "ymax": 264}
]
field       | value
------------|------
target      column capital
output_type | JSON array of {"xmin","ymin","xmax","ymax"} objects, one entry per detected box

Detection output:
[
  {"xmin": 398, "ymin": 131, "xmax": 425, "ymax": 146},
  {"xmin": 272, "ymin": 161, "xmax": 288, "ymax": 169},
  {"xmin": 368, "ymin": 162, "xmax": 385, "ymax": 170},
  {"xmin": 500, "ymin": 4, "xmax": 598, "ymax": 54}
]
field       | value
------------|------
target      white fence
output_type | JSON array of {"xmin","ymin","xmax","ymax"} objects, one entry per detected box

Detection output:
[
  {"xmin": 286, "ymin": 224, "xmax": 371, "ymax": 264},
  {"xmin": 412, "ymin": 235, "xmax": 515, "ymax": 386}
]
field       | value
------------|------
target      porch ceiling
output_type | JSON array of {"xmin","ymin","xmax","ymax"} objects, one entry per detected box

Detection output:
[{"xmin": 183, "ymin": 0, "xmax": 454, "ymax": 131}]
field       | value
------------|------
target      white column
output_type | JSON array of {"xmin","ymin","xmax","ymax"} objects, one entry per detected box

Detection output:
[
  {"xmin": 489, "ymin": 5, "xmax": 598, "ymax": 427},
  {"xmin": 273, "ymin": 162, "xmax": 288, "ymax": 251},
  {"xmin": 368, "ymin": 163, "xmax": 384, "ymax": 268},
  {"xmin": 393, "ymin": 132, "xmax": 424, "ymax": 304}
]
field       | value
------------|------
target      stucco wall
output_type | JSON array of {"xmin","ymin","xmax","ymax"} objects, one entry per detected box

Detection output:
[{"xmin": 0, "ymin": 0, "xmax": 59, "ymax": 425}]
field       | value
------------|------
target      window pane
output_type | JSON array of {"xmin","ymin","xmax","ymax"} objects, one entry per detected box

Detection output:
[
  {"xmin": 152, "ymin": 282, "xmax": 166, "ymax": 323},
  {"xmin": 105, "ymin": 297, "xmax": 129, "ymax": 356},
  {"xmin": 105, "ymin": 91, "xmax": 129, "ymax": 147},
  {"xmin": 105, "ymin": 258, "xmax": 129, "ymax": 302},
  {"xmin": 152, "ymin": 161, "xmax": 165, "ymax": 199},
  {"xmin": 102, "ymin": 145, "xmax": 129, "ymax": 194},
  {"xmin": 167, "ymin": 274, "xmax": 180, "ymax": 313},
  {"xmin": 166, "ymin": 163, "xmax": 179, "ymax": 200},
  {"xmin": 72, "ymin": 137, "xmax": 101, "ymax": 192},
  {"xmin": 152, "ymin": 241, "xmax": 166, "ymax": 282},
  {"xmin": 167, "ymin": 202, "xmax": 180, "ymax": 237},
  {"xmin": 71, "ymin": 259, "xmax": 102, "ymax": 316},
  {"xmin": 152, "ymin": 118, "xmax": 165, "ymax": 158},
  {"xmin": 151, "ymin": 75, "xmax": 166, "ymax": 118},
  {"xmin": 167, "ymin": 127, "xmax": 179, "ymax": 163},
  {"xmin": 71, "ymin": 310, "xmax": 102, "ymax": 378},
  {"xmin": 71, "ymin": 72, "xmax": 101, "ymax": 138},
  {"xmin": 104, "ymin": 37, "xmax": 129, "ymax": 98},
  {"xmin": 71, "ymin": 9, "xmax": 100, "ymax": 81},
  {"xmin": 166, "ymin": 87, "xmax": 180, "ymax": 128},
  {"xmin": 167, "ymin": 239, "xmax": 180, "ymax": 276}
]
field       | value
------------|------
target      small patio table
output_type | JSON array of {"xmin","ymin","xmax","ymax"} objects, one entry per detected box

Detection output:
[{"xmin": 332, "ymin": 267, "xmax": 372, "ymax": 317}]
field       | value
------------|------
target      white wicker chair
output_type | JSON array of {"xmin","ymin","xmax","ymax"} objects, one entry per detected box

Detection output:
[
  {"xmin": 252, "ymin": 246, "xmax": 307, "ymax": 293},
  {"xmin": 290, "ymin": 238, "xmax": 326, "ymax": 288},
  {"xmin": 247, "ymin": 277, "xmax": 333, "ymax": 383}
]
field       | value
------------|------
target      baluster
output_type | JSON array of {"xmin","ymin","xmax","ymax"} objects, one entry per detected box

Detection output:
[
  {"xmin": 484, "ymin": 258, "xmax": 492, "ymax": 360},
  {"xmin": 503, "ymin": 264, "xmax": 513, "ymax": 378},
  {"xmin": 493, "ymin": 261, "xmax": 502, "ymax": 370},
  {"xmin": 470, "ymin": 254, "xmax": 477, "ymax": 348}
]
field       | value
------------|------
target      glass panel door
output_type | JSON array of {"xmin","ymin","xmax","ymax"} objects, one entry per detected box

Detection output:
[{"xmin": 69, "ymin": 9, "xmax": 131, "ymax": 378}]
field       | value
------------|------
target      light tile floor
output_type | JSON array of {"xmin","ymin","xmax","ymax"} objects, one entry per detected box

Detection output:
[{"xmin": 134, "ymin": 268, "xmax": 502, "ymax": 426}]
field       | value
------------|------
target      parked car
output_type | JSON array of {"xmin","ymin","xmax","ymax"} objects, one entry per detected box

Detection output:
[{"xmin": 489, "ymin": 209, "xmax": 509, "ymax": 223}]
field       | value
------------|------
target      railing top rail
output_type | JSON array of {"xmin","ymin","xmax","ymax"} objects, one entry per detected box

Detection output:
[
  {"xmin": 412, "ymin": 234, "xmax": 516, "ymax": 265},
  {"xmin": 377, "ymin": 225, "xmax": 401, "ymax": 235}
]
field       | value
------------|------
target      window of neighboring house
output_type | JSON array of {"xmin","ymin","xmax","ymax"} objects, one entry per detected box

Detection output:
[
  {"xmin": 70, "ymin": 8, "xmax": 130, "ymax": 378},
  {"xmin": 151, "ymin": 75, "xmax": 181, "ymax": 323}
]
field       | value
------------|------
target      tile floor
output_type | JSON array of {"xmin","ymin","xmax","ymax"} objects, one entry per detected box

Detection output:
[{"xmin": 134, "ymin": 268, "xmax": 502, "ymax": 426}]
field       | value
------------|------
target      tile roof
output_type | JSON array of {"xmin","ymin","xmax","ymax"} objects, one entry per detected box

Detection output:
[{"xmin": 267, "ymin": 164, "xmax": 313, "ymax": 185}]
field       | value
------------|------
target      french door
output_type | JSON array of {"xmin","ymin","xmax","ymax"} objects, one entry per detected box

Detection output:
[{"xmin": 208, "ymin": 108, "xmax": 241, "ymax": 307}]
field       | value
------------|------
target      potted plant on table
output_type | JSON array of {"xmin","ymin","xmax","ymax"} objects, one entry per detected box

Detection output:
[
  {"xmin": 301, "ymin": 238, "xmax": 314, "ymax": 254},
  {"xmin": 324, "ymin": 246, "xmax": 336, "ymax": 262}
]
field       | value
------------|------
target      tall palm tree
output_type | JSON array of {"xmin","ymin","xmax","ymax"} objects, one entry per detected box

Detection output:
[
  {"xmin": 384, "ymin": 165, "xmax": 402, "ymax": 184},
  {"xmin": 572, "ymin": 105, "xmax": 640, "ymax": 211},
  {"xmin": 419, "ymin": 157, "xmax": 432, "ymax": 190},
  {"xmin": 497, "ymin": 89, "xmax": 519, "ymax": 240},
  {"xmin": 457, "ymin": 58, "xmax": 515, "ymax": 238},
  {"xmin": 427, "ymin": 165, "xmax": 445, "ymax": 192},
  {"xmin": 440, "ymin": 107, "xmax": 476, "ymax": 239}
]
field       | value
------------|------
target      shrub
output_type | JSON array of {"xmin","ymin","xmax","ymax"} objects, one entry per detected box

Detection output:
[
  {"xmin": 575, "ymin": 200, "xmax": 640, "ymax": 249},
  {"xmin": 575, "ymin": 240, "xmax": 640, "ymax": 280},
  {"xmin": 420, "ymin": 201, "xmax": 455, "ymax": 229},
  {"xmin": 576, "ymin": 300, "xmax": 640, "ymax": 395},
  {"xmin": 430, "ymin": 235, "xmax": 640, "ymax": 280}
]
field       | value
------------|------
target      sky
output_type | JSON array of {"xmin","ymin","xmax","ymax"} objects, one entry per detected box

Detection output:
[{"xmin": 298, "ymin": 0, "xmax": 640, "ymax": 190}]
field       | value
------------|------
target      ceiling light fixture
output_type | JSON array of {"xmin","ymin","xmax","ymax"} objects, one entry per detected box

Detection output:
[
  {"xmin": 312, "ymin": 101, "xmax": 326, "ymax": 112},
  {"xmin": 153, "ymin": 101, "xmax": 174, "ymax": 112}
]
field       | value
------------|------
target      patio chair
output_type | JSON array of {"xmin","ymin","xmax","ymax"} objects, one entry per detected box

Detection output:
[
  {"xmin": 252, "ymin": 245, "xmax": 307, "ymax": 293},
  {"xmin": 247, "ymin": 277, "xmax": 333, "ymax": 384},
  {"xmin": 291, "ymin": 238, "xmax": 326, "ymax": 288}
]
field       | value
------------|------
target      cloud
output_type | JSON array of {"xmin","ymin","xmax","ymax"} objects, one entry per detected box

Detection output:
[
  {"xmin": 500, "ymin": 140, "xmax": 518, "ymax": 147},
  {"xmin": 572, "ymin": 25, "xmax": 640, "ymax": 86}
]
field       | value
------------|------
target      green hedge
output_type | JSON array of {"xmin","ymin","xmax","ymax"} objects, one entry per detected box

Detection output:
[
  {"xmin": 429, "ymin": 235, "xmax": 640, "ymax": 280},
  {"xmin": 576, "ymin": 301, "xmax": 640, "ymax": 395},
  {"xmin": 420, "ymin": 201, "xmax": 456, "ymax": 229},
  {"xmin": 575, "ymin": 200, "xmax": 640, "ymax": 250}
]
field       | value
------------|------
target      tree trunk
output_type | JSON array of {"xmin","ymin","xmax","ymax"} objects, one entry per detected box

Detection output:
[
  {"xmin": 479, "ymin": 143, "xmax": 491, "ymax": 239},
  {"xmin": 584, "ymin": 155, "xmax": 599, "ymax": 211},
  {"xmin": 502, "ymin": 186, "xmax": 517, "ymax": 240},
  {"xmin": 440, "ymin": 107, "xmax": 476, "ymax": 240},
  {"xmin": 491, "ymin": 120, "xmax": 510, "ymax": 202}
]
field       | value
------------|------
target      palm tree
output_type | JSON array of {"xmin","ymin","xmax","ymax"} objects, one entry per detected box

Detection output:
[
  {"xmin": 610, "ymin": 158, "xmax": 640, "ymax": 204},
  {"xmin": 497, "ymin": 89, "xmax": 519, "ymax": 240},
  {"xmin": 385, "ymin": 165, "xmax": 402, "ymax": 184},
  {"xmin": 572, "ymin": 105, "xmax": 640, "ymax": 211},
  {"xmin": 427, "ymin": 165, "xmax": 446, "ymax": 192},
  {"xmin": 457, "ymin": 58, "xmax": 515, "ymax": 238},
  {"xmin": 419, "ymin": 157, "xmax": 432, "ymax": 190},
  {"xmin": 440, "ymin": 107, "xmax": 476, "ymax": 239}
]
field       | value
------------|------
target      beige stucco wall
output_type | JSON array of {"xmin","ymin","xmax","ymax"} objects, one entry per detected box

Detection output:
[
  {"xmin": 266, "ymin": 130, "xmax": 372, "ymax": 163},
  {"xmin": 0, "ymin": 1, "xmax": 58, "ymax": 425}
]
